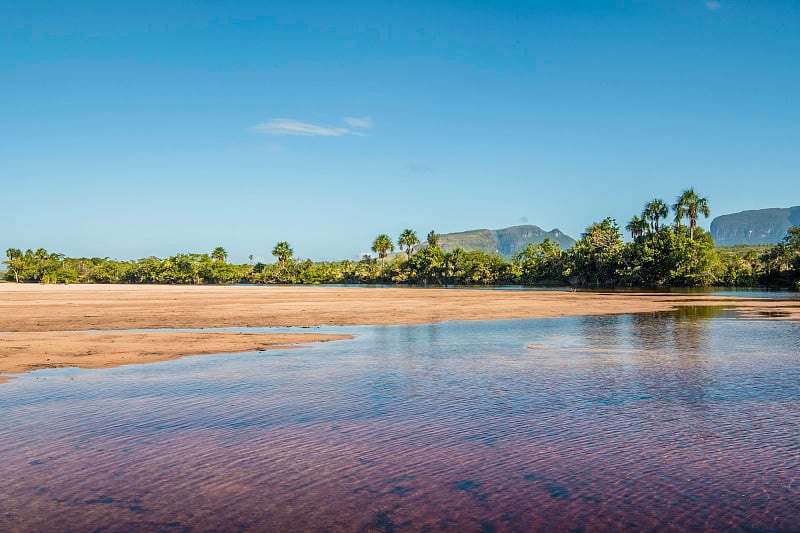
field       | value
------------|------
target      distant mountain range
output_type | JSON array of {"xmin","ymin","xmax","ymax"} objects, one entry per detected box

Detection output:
[
  {"xmin": 710, "ymin": 206, "xmax": 800, "ymax": 246},
  {"xmin": 432, "ymin": 225, "xmax": 576, "ymax": 258}
]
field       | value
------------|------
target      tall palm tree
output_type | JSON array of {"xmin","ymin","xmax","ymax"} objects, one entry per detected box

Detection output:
[
  {"xmin": 272, "ymin": 241, "xmax": 293, "ymax": 265},
  {"xmin": 642, "ymin": 199, "xmax": 669, "ymax": 232},
  {"xmin": 625, "ymin": 216, "xmax": 648, "ymax": 240},
  {"xmin": 211, "ymin": 246, "xmax": 228, "ymax": 262},
  {"xmin": 371, "ymin": 234, "xmax": 394, "ymax": 267},
  {"xmin": 398, "ymin": 229, "xmax": 420, "ymax": 258},
  {"xmin": 4, "ymin": 248, "xmax": 23, "ymax": 283},
  {"xmin": 427, "ymin": 230, "xmax": 440, "ymax": 249},
  {"xmin": 673, "ymin": 188, "xmax": 710, "ymax": 239}
]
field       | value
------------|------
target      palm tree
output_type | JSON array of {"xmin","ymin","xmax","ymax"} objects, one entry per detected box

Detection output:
[
  {"xmin": 272, "ymin": 241, "xmax": 293, "ymax": 265},
  {"xmin": 642, "ymin": 199, "xmax": 669, "ymax": 232},
  {"xmin": 398, "ymin": 229, "xmax": 420, "ymax": 258},
  {"xmin": 427, "ymin": 230, "xmax": 440, "ymax": 249},
  {"xmin": 625, "ymin": 216, "xmax": 649, "ymax": 240},
  {"xmin": 673, "ymin": 188, "xmax": 710, "ymax": 239},
  {"xmin": 371, "ymin": 234, "xmax": 395, "ymax": 267},
  {"xmin": 4, "ymin": 248, "xmax": 23, "ymax": 283},
  {"xmin": 211, "ymin": 246, "xmax": 228, "ymax": 262}
]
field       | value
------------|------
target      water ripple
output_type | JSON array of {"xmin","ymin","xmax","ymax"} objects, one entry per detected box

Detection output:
[{"xmin": 1, "ymin": 313, "xmax": 799, "ymax": 531}]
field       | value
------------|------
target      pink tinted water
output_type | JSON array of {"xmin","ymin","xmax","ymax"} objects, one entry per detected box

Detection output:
[{"xmin": 1, "ymin": 310, "xmax": 798, "ymax": 531}]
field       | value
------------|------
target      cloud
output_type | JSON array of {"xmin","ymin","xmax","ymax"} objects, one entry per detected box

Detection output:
[
  {"xmin": 404, "ymin": 161, "xmax": 433, "ymax": 173},
  {"xmin": 704, "ymin": 1, "xmax": 721, "ymax": 10},
  {"xmin": 251, "ymin": 118, "xmax": 370, "ymax": 137},
  {"xmin": 517, "ymin": 216, "xmax": 529, "ymax": 224},
  {"xmin": 344, "ymin": 117, "xmax": 373, "ymax": 129}
]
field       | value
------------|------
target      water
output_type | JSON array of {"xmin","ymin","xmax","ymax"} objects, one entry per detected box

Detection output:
[{"xmin": 1, "ymin": 310, "xmax": 799, "ymax": 531}]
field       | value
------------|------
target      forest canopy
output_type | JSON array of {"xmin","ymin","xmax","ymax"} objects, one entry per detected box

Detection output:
[{"xmin": 4, "ymin": 191, "xmax": 800, "ymax": 289}]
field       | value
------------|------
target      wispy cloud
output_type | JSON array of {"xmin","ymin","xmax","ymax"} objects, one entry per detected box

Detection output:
[
  {"xmin": 704, "ymin": 1, "xmax": 721, "ymax": 10},
  {"xmin": 251, "ymin": 117, "xmax": 373, "ymax": 137},
  {"xmin": 344, "ymin": 116, "xmax": 373, "ymax": 129}
]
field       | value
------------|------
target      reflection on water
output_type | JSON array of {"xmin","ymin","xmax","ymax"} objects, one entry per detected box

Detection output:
[{"xmin": 1, "ymin": 311, "xmax": 799, "ymax": 531}]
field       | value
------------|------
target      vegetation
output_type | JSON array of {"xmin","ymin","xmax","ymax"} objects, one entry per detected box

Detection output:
[
  {"xmin": 272, "ymin": 241, "xmax": 293, "ymax": 265},
  {"xmin": 673, "ymin": 188, "xmax": 710, "ymax": 240},
  {"xmin": 642, "ymin": 198, "xmax": 669, "ymax": 232},
  {"xmin": 398, "ymin": 229, "xmax": 420, "ymax": 258},
  {"xmin": 371, "ymin": 234, "xmax": 394, "ymax": 267},
  {"xmin": 4, "ymin": 190, "xmax": 800, "ymax": 290}
]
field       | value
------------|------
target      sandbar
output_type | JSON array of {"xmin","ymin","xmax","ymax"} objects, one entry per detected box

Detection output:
[
  {"xmin": 0, "ymin": 331, "xmax": 351, "ymax": 375},
  {"xmin": 1, "ymin": 284, "xmax": 797, "ymax": 377}
]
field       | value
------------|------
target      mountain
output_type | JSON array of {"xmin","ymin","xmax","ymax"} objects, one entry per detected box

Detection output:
[
  {"xmin": 434, "ymin": 225, "xmax": 576, "ymax": 257},
  {"xmin": 710, "ymin": 207, "xmax": 800, "ymax": 246}
]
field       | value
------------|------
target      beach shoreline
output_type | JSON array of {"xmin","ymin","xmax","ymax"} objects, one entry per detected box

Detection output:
[{"xmin": 1, "ymin": 284, "xmax": 797, "ymax": 377}]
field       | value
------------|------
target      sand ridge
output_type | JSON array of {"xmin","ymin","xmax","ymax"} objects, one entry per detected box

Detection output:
[{"xmin": 1, "ymin": 284, "xmax": 797, "ymax": 377}]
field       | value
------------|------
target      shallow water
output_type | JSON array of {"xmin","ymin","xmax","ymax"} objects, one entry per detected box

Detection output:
[{"xmin": 1, "ymin": 310, "xmax": 799, "ymax": 531}]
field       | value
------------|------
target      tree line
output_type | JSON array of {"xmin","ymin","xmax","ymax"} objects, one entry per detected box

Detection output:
[{"xmin": 4, "ymin": 189, "xmax": 800, "ymax": 289}]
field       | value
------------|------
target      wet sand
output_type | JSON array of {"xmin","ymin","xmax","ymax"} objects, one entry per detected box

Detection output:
[
  {"xmin": 1, "ymin": 283, "xmax": 797, "ymax": 376},
  {"xmin": 0, "ymin": 331, "xmax": 352, "ymax": 374}
]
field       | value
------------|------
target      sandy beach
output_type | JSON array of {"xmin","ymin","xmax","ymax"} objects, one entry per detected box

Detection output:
[{"xmin": 1, "ymin": 283, "xmax": 797, "ymax": 377}]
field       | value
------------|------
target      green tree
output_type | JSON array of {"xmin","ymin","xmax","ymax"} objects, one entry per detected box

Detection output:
[
  {"xmin": 512, "ymin": 238, "xmax": 564, "ymax": 285},
  {"xmin": 625, "ymin": 216, "xmax": 649, "ymax": 240},
  {"xmin": 564, "ymin": 218, "xmax": 624, "ymax": 286},
  {"xmin": 371, "ymin": 234, "xmax": 395, "ymax": 268},
  {"xmin": 398, "ymin": 229, "xmax": 420, "ymax": 258},
  {"xmin": 272, "ymin": 241, "xmax": 294, "ymax": 265},
  {"xmin": 3, "ymin": 248, "xmax": 24, "ymax": 282},
  {"xmin": 642, "ymin": 198, "xmax": 669, "ymax": 232},
  {"xmin": 761, "ymin": 226, "xmax": 800, "ymax": 287},
  {"xmin": 159, "ymin": 253, "xmax": 208, "ymax": 284},
  {"xmin": 622, "ymin": 227, "xmax": 719, "ymax": 286},
  {"xmin": 88, "ymin": 258, "xmax": 125, "ymax": 283},
  {"xmin": 403, "ymin": 245, "xmax": 446, "ymax": 285},
  {"xmin": 427, "ymin": 230, "xmax": 440, "ymax": 249},
  {"xmin": 211, "ymin": 246, "xmax": 228, "ymax": 262},
  {"xmin": 785, "ymin": 226, "xmax": 800, "ymax": 249},
  {"xmin": 673, "ymin": 188, "xmax": 710, "ymax": 239}
]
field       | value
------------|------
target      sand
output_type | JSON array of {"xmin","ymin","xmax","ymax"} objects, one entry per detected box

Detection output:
[
  {"xmin": 0, "ymin": 331, "xmax": 352, "ymax": 375},
  {"xmin": 1, "ymin": 283, "xmax": 797, "ymax": 377}
]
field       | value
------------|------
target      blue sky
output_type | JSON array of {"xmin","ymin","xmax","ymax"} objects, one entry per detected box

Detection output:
[{"xmin": 2, "ymin": 0, "xmax": 798, "ymax": 262}]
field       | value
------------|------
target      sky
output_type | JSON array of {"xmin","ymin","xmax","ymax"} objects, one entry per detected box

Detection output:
[{"xmin": 2, "ymin": 0, "xmax": 799, "ymax": 262}]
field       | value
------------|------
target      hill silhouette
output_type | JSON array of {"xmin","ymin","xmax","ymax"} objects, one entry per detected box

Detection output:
[
  {"xmin": 432, "ymin": 225, "xmax": 575, "ymax": 258},
  {"xmin": 710, "ymin": 207, "xmax": 800, "ymax": 245}
]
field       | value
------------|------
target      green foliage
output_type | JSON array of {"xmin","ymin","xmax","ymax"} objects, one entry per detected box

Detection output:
[
  {"xmin": 211, "ymin": 246, "xmax": 228, "ymax": 262},
  {"xmin": 673, "ymin": 188, "xmax": 710, "ymax": 239},
  {"xmin": 371, "ymin": 234, "xmax": 394, "ymax": 266},
  {"xmin": 512, "ymin": 238, "xmax": 564, "ymax": 285},
  {"xmin": 4, "ymin": 194, "xmax": 796, "ymax": 288},
  {"xmin": 642, "ymin": 199, "xmax": 669, "ymax": 232},
  {"xmin": 426, "ymin": 230, "xmax": 440, "ymax": 249},
  {"xmin": 402, "ymin": 245, "xmax": 446, "ymax": 285},
  {"xmin": 4, "ymin": 248, "xmax": 25, "ymax": 283},
  {"xmin": 272, "ymin": 241, "xmax": 293, "ymax": 264},
  {"xmin": 564, "ymin": 218, "xmax": 624, "ymax": 286},
  {"xmin": 442, "ymin": 248, "xmax": 509, "ymax": 285},
  {"xmin": 621, "ymin": 227, "xmax": 719, "ymax": 286},
  {"xmin": 760, "ymin": 226, "xmax": 800, "ymax": 288},
  {"xmin": 625, "ymin": 216, "xmax": 648, "ymax": 240},
  {"xmin": 398, "ymin": 229, "xmax": 420, "ymax": 258}
]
